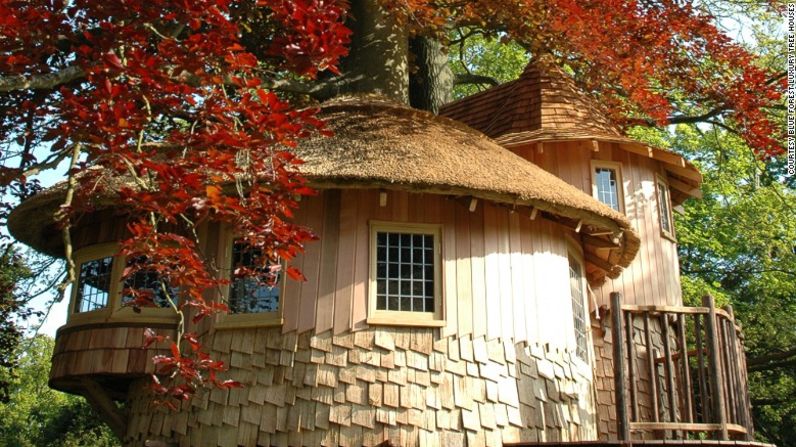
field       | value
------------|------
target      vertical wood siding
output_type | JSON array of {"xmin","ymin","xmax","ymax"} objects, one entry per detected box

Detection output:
[
  {"xmin": 513, "ymin": 141, "xmax": 682, "ymax": 307},
  {"xmin": 274, "ymin": 189, "xmax": 576, "ymax": 351}
]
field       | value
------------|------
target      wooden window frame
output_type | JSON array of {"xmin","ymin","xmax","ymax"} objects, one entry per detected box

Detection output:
[
  {"xmin": 566, "ymin": 241, "xmax": 592, "ymax": 374},
  {"xmin": 590, "ymin": 160, "xmax": 626, "ymax": 214},
  {"xmin": 366, "ymin": 221, "xmax": 445, "ymax": 327},
  {"xmin": 67, "ymin": 243, "xmax": 178, "ymax": 327},
  {"xmin": 214, "ymin": 227, "xmax": 284, "ymax": 329},
  {"xmin": 656, "ymin": 174, "xmax": 677, "ymax": 242}
]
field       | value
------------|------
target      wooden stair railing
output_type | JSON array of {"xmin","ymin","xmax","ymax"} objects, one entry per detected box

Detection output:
[{"xmin": 611, "ymin": 292, "xmax": 754, "ymax": 441}]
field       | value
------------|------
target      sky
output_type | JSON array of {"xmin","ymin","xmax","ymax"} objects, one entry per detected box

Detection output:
[{"xmin": 24, "ymin": 164, "xmax": 71, "ymax": 337}]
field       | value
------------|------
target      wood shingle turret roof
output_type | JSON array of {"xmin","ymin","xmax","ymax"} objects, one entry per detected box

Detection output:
[
  {"xmin": 441, "ymin": 57, "xmax": 624, "ymax": 145},
  {"xmin": 440, "ymin": 57, "xmax": 703, "ymax": 206}
]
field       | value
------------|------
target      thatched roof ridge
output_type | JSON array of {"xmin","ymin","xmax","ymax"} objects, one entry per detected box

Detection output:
[{"xmin": 9, "ymin": 95, "xmax": 640, "ymax": 279}]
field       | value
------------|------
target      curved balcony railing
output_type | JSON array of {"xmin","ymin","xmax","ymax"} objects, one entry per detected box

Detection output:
[{"xmin": 611, "ymin": 293, "xmax": 753, "ymax": 441}]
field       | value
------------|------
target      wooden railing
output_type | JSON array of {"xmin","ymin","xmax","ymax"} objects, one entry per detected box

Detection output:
[{"xmin": 611, "ymin": 292, "xmax": 754, "ymax": 441}]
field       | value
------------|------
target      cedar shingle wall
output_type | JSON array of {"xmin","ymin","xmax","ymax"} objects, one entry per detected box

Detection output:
[{"xmin": 125, "ymin": 327, "xmax": 597, "ymax": 447}]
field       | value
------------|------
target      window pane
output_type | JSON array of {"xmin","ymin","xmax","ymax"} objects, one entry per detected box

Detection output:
[
  {"xmin": 75, "ymin": 256, "xmax": 114, "ymax": 313},
  {"xmin": 122, "ymin": 257, "xmax": 177, "ymax": 308},
  {"xmin": 377, "ymin": 295, "xmax": 386, "ymax": 310},
  {"xmin": 229, "ymin": 241, "xmax": 280, "ymax": 314},
  {"xmin": 658, "ymin": 182, "xmax": 672, "ymax": 234},
  {"xmin": 374, "ymin": 230, "xmax": 436, "ymax": 313},
  {"xmin": 595, "ymin": 167, "xmax": 620, "ymax": 211},
  {"xmin": 568, "ymin": 255, "xmax": 588, "ymax": 360}
]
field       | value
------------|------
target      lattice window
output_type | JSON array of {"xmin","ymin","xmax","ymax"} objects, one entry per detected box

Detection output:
[
  {"xmin": 568, "ymin": 254, "xmax": 588, "ymax": 360},
  {"xmin": 375, "ymin": 230, "xmax": 436, "ymax": 313},
  {"xmin": 75, "ymin": 256, "xmax": 114, "ymax": 313},
  {"xmin": 228, "ymin": 241, "xmax": 280, "ymax": 314},
  {"xmin": 121, "ymin": 257, "xmax": 176, "ymax": 308},
  {"xmin": 594, "ymin": 167, "xmax": 621, "ymax": 211},
  {"xmin": 657, "ymin": 177, "xmax": 675, "ymax": 238}
]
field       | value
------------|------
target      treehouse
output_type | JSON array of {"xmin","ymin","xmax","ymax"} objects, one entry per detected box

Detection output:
[{"xmin": 7, "ymin": 61, "xmax": 759, "ymax": 447}]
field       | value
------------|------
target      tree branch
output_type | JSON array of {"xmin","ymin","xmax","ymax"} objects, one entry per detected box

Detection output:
[
  {"xmin": 453, "ymin": 72, "xmax": 500, "ymax": 87},
  {"xmin": 0, "ymin": 66, "xmax": 86, "ymax": 93},
  {"xmin": 747, "ymin": 347, "xmax": 796, "ymax": 370}
]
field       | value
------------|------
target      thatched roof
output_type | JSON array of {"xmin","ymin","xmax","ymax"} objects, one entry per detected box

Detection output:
[
  {"xmin": 9, "ymin": 95, "xmax": 639, "ymax": 280},
  {"xmin": 293, "ymin": 95, "xmax": 639, "ymax": 277}
]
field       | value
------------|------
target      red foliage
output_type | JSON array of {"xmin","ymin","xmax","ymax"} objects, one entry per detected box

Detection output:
[
  {"xmin": 386, "ymin": 0, "xmax": 784, "ymax": 157},
  {"xmin": 0, "ymin": 0, "xmax": 350, "ymax": 407},
  {"xmin": 0, "ymin": 0, "xmax": 783, "ymax": 409}
]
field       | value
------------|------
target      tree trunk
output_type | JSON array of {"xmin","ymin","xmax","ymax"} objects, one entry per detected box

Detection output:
[
  {"xmin": 409, "ymin": 36, "xmax": 453, "ymax": 114},
  {"xmin": 337, "ymin": 0, "xmax": 409, "ymax": 103}
]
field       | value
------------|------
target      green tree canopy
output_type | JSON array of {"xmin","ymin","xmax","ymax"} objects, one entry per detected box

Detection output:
[{"xmin": 0, "ymin": 335, "xmax": 119, "ymax": 447}]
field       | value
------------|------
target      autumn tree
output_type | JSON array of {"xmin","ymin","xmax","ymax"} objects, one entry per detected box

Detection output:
[{"xmin": 0, "ymin": 0, "xmax": 785, "ymax": 407}]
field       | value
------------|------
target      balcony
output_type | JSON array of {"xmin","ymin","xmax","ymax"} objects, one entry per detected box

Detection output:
[{"xmin": 610, "ymin": 293, "xmax": 754, "ymax": 441}]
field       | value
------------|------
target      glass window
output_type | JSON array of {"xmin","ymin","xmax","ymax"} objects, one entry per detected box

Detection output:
[
  {"xmin": 594, "ymin": 167, "xmax": 621, "ymax": 211},
  {"xmin": 568, "ymin": 254, "xmax": 588, "ymax": 360},
  {"xmin": 121, "ymin": 257, "xmax": 176, "ymax": 308},
  {"xmin": 657, "ymin": 178, "xmax": 674, "ymax": 237},
  {"xmin": 229, "ymin": 241, "xmax": 280, "ymax": 314},
  {"xmin": 75, "ymin": 256, "xmax": 114, "ymax": 313},
  {"xmin": 375, "ymin": 230, "xmax": 436, "ymax": 313}
]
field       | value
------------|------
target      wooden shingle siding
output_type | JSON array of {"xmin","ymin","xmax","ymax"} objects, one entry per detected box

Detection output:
[
  {"xmin": 50, "ymin": 324, "xmax": 175, "ymax": 388},
  {"xmin": 125, "ymin": 327, "xmax": 596, "ymax": 447}
]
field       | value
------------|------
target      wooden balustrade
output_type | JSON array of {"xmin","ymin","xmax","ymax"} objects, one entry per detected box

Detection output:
[{"xmin": 611, "ymin": 293, "xmax": 754, "ymax": 441}]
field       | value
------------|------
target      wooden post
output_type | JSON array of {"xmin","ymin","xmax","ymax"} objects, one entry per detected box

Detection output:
[
  {"xmin": 80, "ymin": 377, "xmax": 127, "ymax": 440},
  {"xmin": 703, "ymin": 294, "xmax": 729, "ymax": 440},
  {"xmin": 677, "ymin": 313, "xmax": 694, "ymax": 422},
  {"xmin": 661, "ymin": 313, "xmax": 678, "ymax": 438},
  {"xmin": 725, "ymin": 304, "xmax": 752, "ymax": 439},
  {"xmin": 644, "ymin": 313, "xmax": 660, "ymax": 422},
  {"xmin": 626, "ymin": 312, "xmax": 639, "ymax": 422},
  {"xmin": 695, "ymin": 315, "xmax": 710, "ymax": 423},
  {"xmin": 611, "ymin": 292, "xmax": 631, "ymax": 441}
]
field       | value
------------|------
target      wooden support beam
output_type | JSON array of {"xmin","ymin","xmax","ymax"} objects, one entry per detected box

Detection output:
[
  {"xmin": 611, "ymin": 292, "xmax": 631, "ymax": 441},
  {"xmin": 665, "ymin": 163, "xmax": 703, "ymax": 183},
  {"xmin": 667, "ymin": 176, "xmax": 702, "ymax": 199},
  {"xmin": 621, "ymin": 142, "xmax": 654, "ymax": 159},
  {"xmin": 620, "ymin": 142, "xmax": 688, "ymax": 168},
  {"xmin": 80, "ymin": 377, "xmax": 127, "ymax": 440},
  {"xmin": 585, "ymin": 252, "xmax": 615, "ymax": 273},
  {"xmin": 583, "ymin": 234, "xmax": 620, "ymax": 249}
]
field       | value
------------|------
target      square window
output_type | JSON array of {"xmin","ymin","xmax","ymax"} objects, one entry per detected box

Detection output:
[{"xmin": 370, "ymin": 223, "xmax": 441, "ymax": 321}]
